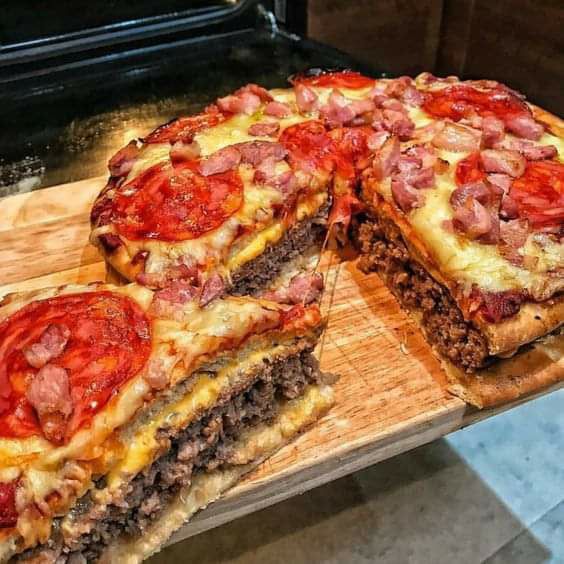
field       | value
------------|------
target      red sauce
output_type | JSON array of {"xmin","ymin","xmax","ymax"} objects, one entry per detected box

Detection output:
[
  {"xmin": 144, "ymin": 107, "xmax": 227, "ymax": 144},
  {"xmin": 423, "ymin": 84, "xmax": 530, "ymax": 123},
  {"xmin": 111, "ymin": 160, "xmax": 244, "ymax": 242},
  {"xmin": 293, "ymin": 70, "xmax": 374, "ymax": 89},
  {"xmin": 0, "ymin": 292, "xmax": 151, "ymax": 442},
  {"xmin": 0, "ymin": 482, "xmax": 17, "ymax": 528},
  {"xmin": 511, "ymin": 161, "xmax": 564, "ymax": 229},
  {"xmin": 455, "ymin": 152, "xmax": 487, "ymax": 186}
]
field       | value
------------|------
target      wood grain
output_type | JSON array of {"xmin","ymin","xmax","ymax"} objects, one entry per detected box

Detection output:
[{"xmin": 0, "ymin": 178, "xmax": 561, "ymax": 547}]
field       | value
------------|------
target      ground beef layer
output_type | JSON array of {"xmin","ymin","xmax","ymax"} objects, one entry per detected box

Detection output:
[
  {"xmin": 17, "ymin": 351, "xmax": 321, "ymax": 564},
  {"xmin": 230, "ymin": 204, "xmax": 328, "ymax": 296},
  {"xmin": 355, "ymin": 212, "xmax": 491, "ymax": 372}
]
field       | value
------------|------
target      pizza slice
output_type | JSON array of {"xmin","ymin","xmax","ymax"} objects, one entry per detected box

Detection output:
[
  {"xmin": 353, "ymin": 73, "xmax": 563, "ymax": 405},
  {"xmin": 90, "ymin": 71, "xmax": 378, "ymax": 300},
  {"xmin": 0, "ymin": 283, "xmax": 333, "ymax": 562}
]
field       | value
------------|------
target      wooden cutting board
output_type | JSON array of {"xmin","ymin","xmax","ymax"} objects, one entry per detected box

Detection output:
[{"xmin": 0, "ymin": 178, "xmax": 561, "ymax": 546}]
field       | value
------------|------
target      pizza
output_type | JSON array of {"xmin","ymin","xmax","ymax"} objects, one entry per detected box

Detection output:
[
  {"xmin": 0, "ymin": 282, "xmax": 333, "ymax": 562},
  {"xmin": 90, "ymin": 71, "xmax": 377, "ymax": 299},
  {"xmin": 352, "ymin": 73, "xmax": 563, "ymax": 404}
]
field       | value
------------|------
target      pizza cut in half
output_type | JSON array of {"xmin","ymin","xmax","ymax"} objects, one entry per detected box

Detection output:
[
  {"xmin": 90, "ymin": 71, "xmax": 380, "ymax": 299},
  {"xmin": 353, "ymin": 73, "xmax": 563, "ymax": 405},
  {"xmin": 0, "ymin": 283, "xmax": 333, "ymax": 562}
]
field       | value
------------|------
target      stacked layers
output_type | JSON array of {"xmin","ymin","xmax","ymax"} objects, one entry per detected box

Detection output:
[{"xmin": 0, "ymin": 284, "xmax": 332, "ymax": 562}]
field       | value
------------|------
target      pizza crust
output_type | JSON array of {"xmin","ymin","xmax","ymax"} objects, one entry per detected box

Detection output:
[
  {"xmin": 442, "ymin": 330, "xmax": 564, "ymax": 408},
  {"xmin": 531, "ymin": 104, "xmax": 564, "ymax": 137}
]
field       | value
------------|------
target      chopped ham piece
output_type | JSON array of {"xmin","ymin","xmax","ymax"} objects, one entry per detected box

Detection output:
[
  {"xmin": 494, "ymin": 137, "xmax": 558, "ymax": 161},
  {"xmin": 236, "ymin": 83, "xmax": 273, "ymax": 102},
  {"xmin": 262, "ymin": 272, "xmax": 324, "ymax": 305},
  {"xmin": 26, "ymin": 365, "xmax": 73, "ymax": 443},
  {"xmin": 199, "ymin": 146, "xmax": 242, "ymax": 176},
  {"xmin": 170, "ymin": 140, "xmax": 201, "ymax": 162},
  {"xmin": 199, "ymin": 274, "xmax": 225, "ymax": 307},
  {"xmin": 401, "ymin": 86, "xmax": 425, "ymax": 107},
  {"xmin": 108, "ymin": 141, "xmax": 139, "ymax": 177},
  {"xmin": 452, "ymin": 198, "xmax": 494, "ymax": 240},
  {"xmin": 236, "ymin": 141, "xmax": 287, "ymax": 166},
  {"xmin": 350, "ymin": 98, "xmax": 375, "ymax": 116},
  {"xmin": 450, "ymin": 181, "xmax": 495, "ymax": 208},
  {"xmin": 23, "ymin": 324, "xmax": 71, "ymax": 369},
  {"xmin": 372, "ymin": 136, "xmax": 400, "ymax": 180},
  {"xmin": 500, "ymin": 195, "xmax": 520, "ymax": 219},
  {"xmin": 217, "ymin": 92, "xmax": 261, "ymax": 115},
  {"xmin": 367, "ymin": 131, "xmax": 390, "ymax": 151},
  {"xmin": 320, "ymin": 89, "xmax": 356, "ymax": 128},
  {"xmin": 143, "ymin": 359, "xmax": 168, "ymax": 390},
  {"xmin": 294, "ymin": 83, "xmax": 318, "ymax": 113},
  {"xmin": 382, "ymin": 109, "xmax": 414, "ymax": 140},
  {"xmin": 486, "ymin": 173, "xmax": 512, "ymax": 194},
  {"xmin": 248, "ymin": 121, "xmax": 280, "ymax": 137},
  {"xmin": 500, "ymin": 219, "xmax": 529, "ymax": 249},
  {"xmin": 432, "ymin": 122, "xmax": 481, "ymax": 152},
  {"xmin": 505, "ymin": 114, "xmax": 544, "ymax": 140},
  {"xmin": 481, "ymin": 116, "xmax": 505, "ymax": 147},
  {"xmin": 480, "ymin": 149, "xmax": 526, "ymax": 177},
  {"xmin": 155, "ymin": 280, "xmax": 199, "ymax": 304},
  {"xmin": 137, "ymin": 263, "xmax": 199, "ymax": 289},
  {"xmin": 264, "ymin": 101, "xmax": 291, "ymax": 118},
  {"xmin": 405, "ymin": 145, "xmax": 437, "ymax": 170},
  {"xmin": 391, "ymin": 178, "xmax": 425, "ymax": 212}
]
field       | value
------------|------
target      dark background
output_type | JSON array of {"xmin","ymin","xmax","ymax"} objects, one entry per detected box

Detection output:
[{"xmin": 308, "ymin": 0, "xmax": 564, "ymax": 115}]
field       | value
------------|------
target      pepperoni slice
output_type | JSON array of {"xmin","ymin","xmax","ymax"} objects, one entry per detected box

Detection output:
[
  {"xmin": 455, "ymin": 152, "xmax": 487, "ymax": 186},
  {"xmin": 423, "ymin": 84, "xmax": 530, "ymax": 123},
  {"xmin": 144, "ymin": 107, "xmax": 227, "ymax": 144},
  {"xmin": 510, "ymin": 161, "xmax": 564, "ymax": 229},
  {"xmin": 0, "ymin": 292, "xmax": 151, "ymax": 443},
  {"xmin": 110, "ymin": 160, "xmax": 244, "ymax": 242},
  {"xmin": 0, "ymin": 481, "xmax": 17, "ymax": 528},
  {"xmin": 280, "ymin": 120, "xmax": 338, "ymax": 174},
  {"xmin": 292, "ymin": 70, "xmax": 374, "ymax": 90},
  {"xmin": 330, "ymin": 125, "xmax": 374, "ymax": 181}
]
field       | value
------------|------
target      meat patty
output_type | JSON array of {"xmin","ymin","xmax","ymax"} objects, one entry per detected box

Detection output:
[
  {"xmin": 230, "ymin": 204, "xmax": 329, "ymax": 296},
  {"xmin": 17, "ymin": 352, "xmax": 321, "ymax": 563},
  {"xmin": 354, "ymin": 212, "xmax": 491, "ymax": 372}
]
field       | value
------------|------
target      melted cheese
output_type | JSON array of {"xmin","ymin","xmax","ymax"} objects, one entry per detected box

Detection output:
[{"xmin": 106, "ymin": 341, "xmax": 293, "ymax": 489}]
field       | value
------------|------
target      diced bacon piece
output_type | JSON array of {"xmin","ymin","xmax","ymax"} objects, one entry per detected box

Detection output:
[
  {"xmin": 500, "ymin": 195, "xmax": 520, "ymax": 219},
  {"xmin": 405, "ymin": 145, "xmax": 437, "ymax": 170},
  {"xmin": 494, "ymin": 137, "xmax": 558, "ymax": 160},
  {"xmin": 471, "ymin": 289, "xmax": 525, "ymax": 323},
  {"xmin": 450, "ymin": 181, "xmax": 494, "ymax": 208},
  {"xmin": 262, "ymin": 272, "xmax": 324, "ymax": 306},
  {"xmin": 452, "ymin": 198, "xmax": 495, "ymax": 240},
  {"xmin": 170, "ymin": 140, "xmax": 201, "ymax": 162},
  {"xmin": 382, "ymin": 110, "xmax": 414, "ymax": 140},
  {"xmin": 381, "ymin": 98, "xmax": 406, "ymax": 112},
  {"xmin": 294, "ymin": 83, "xmax": 318, "ymax": 113},
  {"xmin": 384, "ymin": 76, "xmax": 412, "ymax": 98},
  {"xmin": 199, "ymin": 146, "xmax": 241, "ymax": 176},
  {"xmin": 402, "ymin": 86, "xmax": 425, "ymax": 107},
  {"xmin": 350, "ymin": 98, "xmax": 375, "ymax": 116},
  {"xmin": 432, "ymin": 122, "xmax": 482, "ymax": 152},
  {"xmin": 500, "ymin": 219, "xmax": 529, "ymax": 249},
  {"xmin": 236, "ymin": 141, "xmax": 287, "ymax": 166},
  {"xmin": 320, "ymin": 89, "xmax": 356, "ymax": 128},
  {"xmin": 217, "ymin": 92, "xmax": 261, "ymax": 115},
  {"xmin": 136, "ymin": 263, "xmax": 199, "ymax": 289},
  {"xmin": 487, "ymin": 173, "xmax": 512, "ymax": 194},
  {"xmin": 367, "ymin": 131, "xmax": 390, "ymax": 151},
  {"xmin": 505, "ymin": 114, "xmax": 544, "ymax": 140},
  {"xmin": 372, "ymin": 136, "xmax": 400, "ymax": 180},
  {"xmin": 391, "ymin": 178, "xmax": 424, "ymax": 212},
  {"xmin": 155, "ymin": 280, "xmax": 199, "ymax": 304},
  {"xmin": 248, "ymin": 121, "xmax": 280, "ymax": 137},
  {"xmin": 199, "ymin": 274, "xmax": 225, "ymax": 307},
  {"xmin": 411, "ymin": 121, "xmax": 445, "ymax": 144},
  {"xmin": 480, "ymin": 149, "xmax": 526, "ymax": 177},
  {"xmin": 481, "ymin": 116, "xmax": 505, "ymax": 147},
  {"xmin": 236, "ymin": 83, "xmax": 273, "ymax": 102},
  {"xmin": 143, "ymin": 359, "xmax": 168, "ymax": 390},
  {"xmin": 23, "ymin": 324, "xmax": 71, "ymax": 369},
  {"xmin": 26, "ymin": 365, "xmax": 72, "ymax": 443},
  {"xmin": 264, "ymin": 101, "xmax": 291, "ymax": 118},
  {"xmin": 253, "ymin": 156, "xmax": 277, "ymax": 184},
  {"xmin": 108, "ymin": 141, "xmax": 140, "ymax": 177}
]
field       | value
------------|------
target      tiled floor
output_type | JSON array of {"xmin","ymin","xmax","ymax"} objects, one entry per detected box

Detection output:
[{"xmin": 150, "ymin": 389, "xmax": 564, "ymax": 564}]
